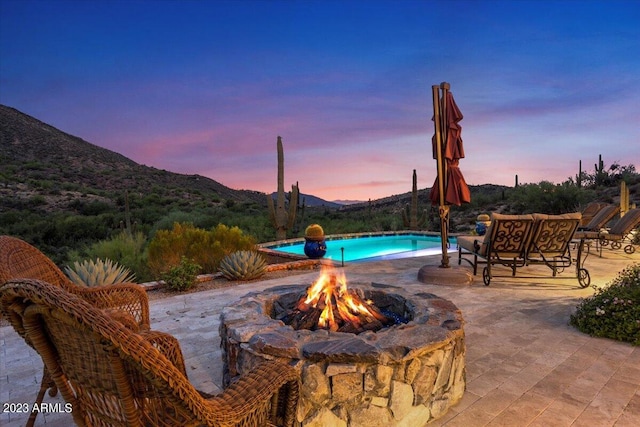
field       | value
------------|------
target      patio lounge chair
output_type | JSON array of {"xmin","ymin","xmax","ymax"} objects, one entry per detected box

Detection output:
[
  {"xmin": 458, "ymin": 212, "xmax": 589, "ymax": 287},
  {"xmin": 457, "ymin": 213, "xmax": 535, "ymax": 284},
  {"xmin": 0, "ymin": 235, "xmax": 150, "ymax": 427},
  {"xmin": 575, "ymin": 208, "xmax": 640, "ymax": 255},
  {"xmin": 579, "ymin": 202, "xmax": 609, "ymax": 227},
  {"xmin": 577, "ymin": 204, "xmax": 620, "ymax": 232},
  {"xmin": 0, "ymin": 278, "xmax": 300, "ymax": 427},
  {"xmin": 525, "ymin": 212, "xmax": 589, "ymax": 287}
]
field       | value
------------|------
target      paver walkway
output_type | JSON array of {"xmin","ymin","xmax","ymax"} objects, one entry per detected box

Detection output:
[{"xmin": 2, "ymin": 246, "xmax": 638, "ymax": 426}]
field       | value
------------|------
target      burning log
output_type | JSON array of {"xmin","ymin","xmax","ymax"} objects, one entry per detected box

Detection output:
[
  {"xmin": 283, "ymin": 307, "xmax": 323, "ymax": 330},
  {"xmin": 283, "ymin": 267, "xmax": 394, "ymax": 333}
]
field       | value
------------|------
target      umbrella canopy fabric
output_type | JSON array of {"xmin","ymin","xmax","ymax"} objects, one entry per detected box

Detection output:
[{"xmin": 429, "ymin": 91, "xmax": 471, "ymax": 206}]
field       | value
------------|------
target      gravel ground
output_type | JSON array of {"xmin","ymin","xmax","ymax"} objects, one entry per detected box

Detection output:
[
  {"xmin": 0, "ymin": 267, "xmax": 318, "ymax": 327},
  {"xmin": 145, "ymin": 268, "xmax": 315, "ymax": 301}
]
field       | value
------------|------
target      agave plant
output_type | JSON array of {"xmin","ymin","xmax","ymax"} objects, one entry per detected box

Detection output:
[
  {"xmin": 65, "ymin": 258, "xmax": 136, "ymax": 287},
  {"xmin": 218, "ymin": 250, "xmax": 267, "ymax": 281}
]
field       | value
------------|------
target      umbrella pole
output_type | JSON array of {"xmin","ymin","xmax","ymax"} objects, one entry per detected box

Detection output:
[
  {"xmin": 432, "ymin": 83, "xmax": 449, "ymax": 268},
  {"xmin": 440, "ymin": 82, "xmax": 450, "ymax": 268}
]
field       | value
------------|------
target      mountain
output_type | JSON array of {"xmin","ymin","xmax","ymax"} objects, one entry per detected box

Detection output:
[
  {"xmin": 332, "ymin": 199, "xmax": 364, "ymax": 205},
  {"xmin": 0, "ymin": 104, "xmax": 267, "ymax": 213},
  {"xmin": 270, "ymin": 192, "xmax": 342, "ymax": 208},
  {"xmin": 300, "ymin": 193, "xmax": 342, "ymax": 208}
]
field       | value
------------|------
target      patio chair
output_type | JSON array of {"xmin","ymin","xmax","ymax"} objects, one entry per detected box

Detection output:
[
  {"xmin": 577, "ymin": 204, "xmax": 620, "ymax": 232},
  {"xmin": 579, "ymin": 202, "xmax": 609, "ymax": 227},
  {"xmin": 458, "ymin": 213, "xmax": 590, "ymax": 287},
  {"xmin": 0, "ymin": 278, "xmax": 300, "ymax": 427},
  {"xmin": 0, "ymin": 235, "xmax": 150, "ymax": 427},
  {"xmin": 526, "ymin": 212, "xmax": 590, "ymax": 288},
  {"xmin": 576, "ymin": 208, "xmax": 640, "ymax": 255},
  {"xmin": 457, "ymin": 213, "xmax": 535, "ymax": 285}
]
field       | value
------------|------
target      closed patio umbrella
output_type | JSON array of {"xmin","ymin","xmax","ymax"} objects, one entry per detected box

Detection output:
[{"xmin": 429, "ymin": 82, "xmax": 471, "ymax": 268}]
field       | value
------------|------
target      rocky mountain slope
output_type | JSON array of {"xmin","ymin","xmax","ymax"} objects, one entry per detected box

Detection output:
[{"xmin": 0, "ymin": 105, "xmax": 269, "ymax": 214}]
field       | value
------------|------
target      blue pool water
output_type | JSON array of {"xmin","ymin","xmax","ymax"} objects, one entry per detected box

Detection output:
[{"xmin": 266, "ymin": 233, "xmax": 456, "ymax": 263}]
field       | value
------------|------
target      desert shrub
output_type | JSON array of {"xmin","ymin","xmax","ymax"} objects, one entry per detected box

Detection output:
[
  {"xmin": 69, "ymin": 231, "xmax": 150, "ymax": 282},
  {"xmin": 507, "ymin": 181, "xmax": 593, "ymax": 214},
  {"xmin": 147, "ymin": 222, "xmax": 256, "ymax": 277},
  {"xmin": 161, "ymin": 256, "xmax": 201, "ymax": 291},
  {"xmin": 148, "ymin": 210, "xmax": 230, "ymax": 235},
  {"xmin": 570, "ymin": 263, "xmax": 640, "ymax": 345},
  {"xmin": 147, "ymin": 223, "xmax": 207, "ymax": 276},
  {"xmin": 28, "ymin": 195, "xmax": 47, "ymax": 207}
]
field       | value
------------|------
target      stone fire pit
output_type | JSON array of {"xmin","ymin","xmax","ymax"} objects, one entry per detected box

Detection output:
[{"xmin": 219, "ymin": 282, "xmax": 466, "ymax": 427}]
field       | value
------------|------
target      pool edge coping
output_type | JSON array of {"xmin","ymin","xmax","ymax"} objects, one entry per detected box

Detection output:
[{"xmin": 259, "ymin": 230, "xmax": 460, "ymax": 263}]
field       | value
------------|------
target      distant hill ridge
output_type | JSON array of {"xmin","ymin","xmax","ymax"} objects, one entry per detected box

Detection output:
[
  {"xmin": 0, "ymin": 104, "xmax": 271, "ymax": 206},
  {"xmin": 0, "ymin": 105, "xmax": 344, "ymax": 210}
]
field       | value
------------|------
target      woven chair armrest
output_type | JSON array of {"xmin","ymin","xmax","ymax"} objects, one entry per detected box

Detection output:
[
  {"xmin": 206, "ymin": 360, "xmax": 299, "ymax": 424},
  {"xmin": 72, "ymin": 283, "xmax": 150, "ymax": 329},
  {"xmin": 139, "ymin": 330, "xmax": 188, "ymax": 376},
  {"xmin": 104, "ymin": 308, "xmax": 140, "ymax": 332}
]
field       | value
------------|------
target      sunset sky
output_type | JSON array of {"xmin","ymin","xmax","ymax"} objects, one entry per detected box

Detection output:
[{"xmin": 1, "ymin": 0, "xmax": 638, "ymax": 202}]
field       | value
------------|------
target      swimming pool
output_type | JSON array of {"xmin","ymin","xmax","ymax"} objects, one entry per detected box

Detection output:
[{"xmin": 264, "ymin": 233, "xmax": 457, "ymax": 263}]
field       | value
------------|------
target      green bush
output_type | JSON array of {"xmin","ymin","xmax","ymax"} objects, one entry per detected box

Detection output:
[
  {"xmin": 570, "ymin": 263, "xmax": 640, "ymax": 345},
  {"xmin": 161, "ymin": 256, "xmax": 201, "ymax": 291},
  {"xmin": 508, "ymin": 181, "xmax": 594, "ymax": 214},
  {"xmin": 69, "ymin": 231, "xmax": 150, "ymax": 282},
  {"xmin": 147, "ymin": 222, "xmax": 256, "ymax": 277}
]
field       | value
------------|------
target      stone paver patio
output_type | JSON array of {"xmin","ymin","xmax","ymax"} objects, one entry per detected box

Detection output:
[{"xmin": 1, "ymin": 245, "xmax": 638, "ymax": 426}]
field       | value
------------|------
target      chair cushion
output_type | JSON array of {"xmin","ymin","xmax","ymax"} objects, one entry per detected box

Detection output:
[
  {"xmin": 532, "ymin": 212, "xmax": 581, "ymax": 222},
  {"xmin": 457, "ymin": 235, "xmax": 484, "ymax": 255},
  {"xmin": 580, "ymin": 205, "xmax": 620, "ymax": 231},
  {"xmin": 610, "ymin": 208, "xmax": 640, "ymax": 236}
]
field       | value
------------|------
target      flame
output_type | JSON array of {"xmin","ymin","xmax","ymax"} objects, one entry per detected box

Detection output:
[{"xmin": 299, "ymin": 265, "xmax": 384, "ymax": 331}]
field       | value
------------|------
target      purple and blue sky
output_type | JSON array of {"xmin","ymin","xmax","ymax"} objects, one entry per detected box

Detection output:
[{"xmin": 1, "ymin": 0, "xmax": 638, "ymax": 202}]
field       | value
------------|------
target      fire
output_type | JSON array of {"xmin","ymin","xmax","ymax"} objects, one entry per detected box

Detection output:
[{"xmin": 294, "ymin": 265, "xmax": 388, "ymax": 332}]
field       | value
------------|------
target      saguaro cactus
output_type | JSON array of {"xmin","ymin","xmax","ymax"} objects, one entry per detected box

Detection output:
[
  {"xmin": 402, "ymin": 169, "xmax": 427, "ymax": 230},
  {"xmin": 295, "ymin": 182, "xmax": 306, "ymax": 235},
  {"xmin": 594, "ymin": 154, "xmax": 606, "ymax": 186},
  {"xmin": 577, "ymin": 160, "xmax": 583, "ymax": 188},
  {"xmin": 119, "ymin": 190, "xmax": 136, "ymax": 236},
  {"xmin": 266, "ymin": 136, "xmax": 298, "ymax": 240}
]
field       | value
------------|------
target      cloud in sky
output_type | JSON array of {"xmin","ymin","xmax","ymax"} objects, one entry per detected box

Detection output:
[{"xmin": 1, "ymin": 0, "xmax": 639, "ymax": 201}]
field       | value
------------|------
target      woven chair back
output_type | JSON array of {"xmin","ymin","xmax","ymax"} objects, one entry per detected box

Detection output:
[{"xmin": 0, "ymin": 235, "xmax": 73, "ymax": 289}]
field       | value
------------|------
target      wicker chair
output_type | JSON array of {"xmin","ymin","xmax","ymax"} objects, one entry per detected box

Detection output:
[
  {"xmin": 0, "ymin": 235, "xmax": 150, "ymax": 426},
  {"xmin": 1, "ymin": 279, "xmax": 299, "ymax": 427}
]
